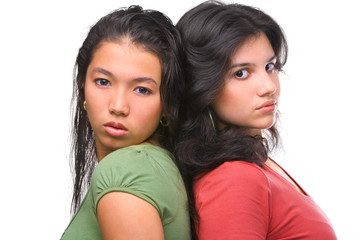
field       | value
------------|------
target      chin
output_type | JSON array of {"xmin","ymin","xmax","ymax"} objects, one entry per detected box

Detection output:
[{"xmin": 259, "ymin": 121, "xmax": 276, "ymax": 130}]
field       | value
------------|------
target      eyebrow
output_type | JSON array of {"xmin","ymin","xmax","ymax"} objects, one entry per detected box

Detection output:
[
  {"xmin": 132, "ymin": 77, "xmax": 158, "ymax": 86},
  {"xmin": 90, "ymin": 67, "xmax": 158, "ymax": 86},
  {"xmin": 229, "ymin": 55, "xmax": 277, "ymax": 69},
  {"xmin": 91, "ymin": 67, "xmax": 113, "ymax": 77}
]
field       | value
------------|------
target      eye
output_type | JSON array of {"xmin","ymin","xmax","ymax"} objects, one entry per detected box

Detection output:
[
  {"xmin": 265, "ymin": 63, "xmax": 275, "ymax": 72},
  {"xmin": 95, "ymin": 79, "xmax": 111, "ymax": 86},
  {"xmin": 134, "ymin": 87, "xmax": 151, "ymax": 95},
  {"xmin": 234, "ymin": 69, "xmax": 250, "ymax": 79}
]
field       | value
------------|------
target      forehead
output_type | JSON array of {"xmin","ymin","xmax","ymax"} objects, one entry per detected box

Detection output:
[
  {"xmin": 88, "ymin": 41, "xmax": 162, "ymax": 83},
  {"xmin": 231, "ymin": 33, "xmax": 274, "ymax": 62},
  {"xmin": 92, "ymin": 40, "xmax": 160, "ymax": 65}
]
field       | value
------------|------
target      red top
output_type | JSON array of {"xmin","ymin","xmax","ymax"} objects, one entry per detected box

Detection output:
[{"xmin": 194, "ymin": 161, "xmax": 337, "ymax": 240}]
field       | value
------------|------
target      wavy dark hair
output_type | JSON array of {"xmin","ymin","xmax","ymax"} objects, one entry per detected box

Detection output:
[
  {"xmin": 175, "ymin": 1, "xmax": 288, "ymax": 238},
  {"xmin": 70, "ymin": 5, "xmax": 185, "ymax": 213}
]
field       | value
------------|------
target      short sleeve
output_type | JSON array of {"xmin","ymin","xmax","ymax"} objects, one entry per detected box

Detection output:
[
  {"xmin": 90, "ymin": 145, "xmax": 183, "ymax": 225},
  {"xmin": 194, "ymin": 161, "xmax": 272, "ymax": 240}
]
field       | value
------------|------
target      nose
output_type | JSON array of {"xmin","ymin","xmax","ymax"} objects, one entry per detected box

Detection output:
[
  {"xmin": 109, "ymin": 90, "xmax": 130, "ymax": 116},
  {"xmin": 256, "ymin": 71, "xmax": 278, "ymax": 97}
]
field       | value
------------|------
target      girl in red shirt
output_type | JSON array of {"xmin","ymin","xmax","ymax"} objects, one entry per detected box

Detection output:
[{"xmin": 175, "ymin": 1, "xmax": 337, "ymax": 239}]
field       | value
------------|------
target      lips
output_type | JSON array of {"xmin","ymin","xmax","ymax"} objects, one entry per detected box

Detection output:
[
  {"xmin": 104, "ymin": 121, "xmax": 128, "ymax": 137},
  {"xmin": 257, "ymin": 100, "xmax": 277, "ymax": 113}
]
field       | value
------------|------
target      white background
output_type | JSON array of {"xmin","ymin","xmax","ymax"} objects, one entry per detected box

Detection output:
[{"xmin": 0, "ymin": 0, "xmax": 358, "ymax": 239}]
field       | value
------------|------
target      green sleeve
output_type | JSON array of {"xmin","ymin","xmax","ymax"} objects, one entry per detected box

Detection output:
[{"xmin": 90, "ymin": 145, "xmax": 184, "ymax": 225}]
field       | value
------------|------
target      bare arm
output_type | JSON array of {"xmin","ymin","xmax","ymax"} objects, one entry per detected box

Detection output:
[{"xmin": 97, "ymin": 192, "xmax": 165, "ymax": 240}]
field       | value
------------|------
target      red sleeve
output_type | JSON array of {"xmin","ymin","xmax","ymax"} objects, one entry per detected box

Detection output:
[{"xmin": 194, "ymin": 161, "xmax": 271, "ymax": 240}]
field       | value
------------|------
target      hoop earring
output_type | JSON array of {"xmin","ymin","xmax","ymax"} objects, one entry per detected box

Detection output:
[
  {"xmin": 83, "ymin": 100, "xmax": 87, "ymax": 111},
  {"xmin": 160, "ymin": 116, "xmax": 168, "ymax": 127},
  {"xmin": 208, "ymin": 109, "xmax": 216, "ymax": 130}
]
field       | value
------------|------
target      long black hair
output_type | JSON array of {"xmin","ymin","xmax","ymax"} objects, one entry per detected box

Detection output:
[
  {"xmin": 175, "ymin": 1, "xmax": 288, "ymax": 238},
  {"xmin": 70, "ymin": 5, "xmax": 185, "ymax": 213}
]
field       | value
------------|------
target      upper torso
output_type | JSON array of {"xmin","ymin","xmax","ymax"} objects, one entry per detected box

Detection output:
[
  {"xmin": 194, "ymin": 160, "xmax": 337, "ymax": 240},
  {"xmin": 61, "ymin": 145, "xmax": 190, "ymax": 240}
]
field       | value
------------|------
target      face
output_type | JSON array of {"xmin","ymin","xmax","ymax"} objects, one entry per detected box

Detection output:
[
  {"xmin": 212, "ymin": 33, "xmax": 280, "ymax": 135},
  {"xmin": 85, "ymin": 40, "xmax": 162, "ymax": 160}
]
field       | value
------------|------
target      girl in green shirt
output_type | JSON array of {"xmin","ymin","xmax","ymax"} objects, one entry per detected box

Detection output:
[{"xmin": 61, "ymin": 5, "xmax": 190, "ymax": 240}]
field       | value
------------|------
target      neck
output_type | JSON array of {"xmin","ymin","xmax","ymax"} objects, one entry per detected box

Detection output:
[
  {"xmin": 96, "ymin": 148, "xmax": 111, "ymax": 162},
  {"xmin": 248, "ymin": 128, "xmax": 262, "ymax": 137}
]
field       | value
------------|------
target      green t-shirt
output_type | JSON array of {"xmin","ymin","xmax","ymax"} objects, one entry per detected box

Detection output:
[{"xmin": 61, "ymin": 145, "xmax": 190, "ymax": 239}]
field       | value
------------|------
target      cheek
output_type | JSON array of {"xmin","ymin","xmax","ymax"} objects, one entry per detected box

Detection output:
[
  {"xmin": 277, "ymin": 81, "xmax": 281, "ymax": 96},
  {"xmin": 213, "ymin": 88, "xmax": 237, "ymax": 119},
  {"xmin": 149, "ymin": 102, "xmax": 162, "ymax": 122},
  {"xmin": 273, "ymin": 75, "xmax": 280, "ymax": 96},
  {"xmin": 85, "ymin": 93, "xmax": 98, "ymax": 115},
  {"xmin": 141, "ymin": 103, "xmax": 162, "ymax": 137},
  {"xmin": 138, "ymin": 98, "xmax": 162, "ymax": 123},
  {"xmin": 84, "ymin": 82, "xmax": 93, "ymax": 109},
  {"xmin": 85, "ymin": 102, "xmax": 101, "ymax": 130},
  {"xmin": 214, "ymin": 86, "xmax": 245, "ymax": 111},
  {"xmin": 84, "ymin": 92, "xmax": 105, "ymax": 126}
]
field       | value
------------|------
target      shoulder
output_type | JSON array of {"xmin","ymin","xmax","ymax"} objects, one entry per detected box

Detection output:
[
  {"xmin": 213, "ymin": 160, "xmax": 265, "ymax": 176},
  {"xmin": 92, "ymin": 144, "xmax": 179, "ymax": 190},
  {"xmin": 194, "ymin": 161, "xmax": 272, "ymax": 239},
  {"xmin": 92, "ymin": 145, "xmax": 179, "ymax": 182},
  {"xmin": 96, "ymin": 145, "xmax": 175, "ymax": 170},
  {"xmin": 194, "ymin": 161, "xmax": 271, "ymax": 199},
  {"xmin": 196, "ymin": 161, "xmax": 269, "ymax": 187},
  {"xmin": 90, "ymin": 145, "xmax": 186, "ymax": 221}
]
